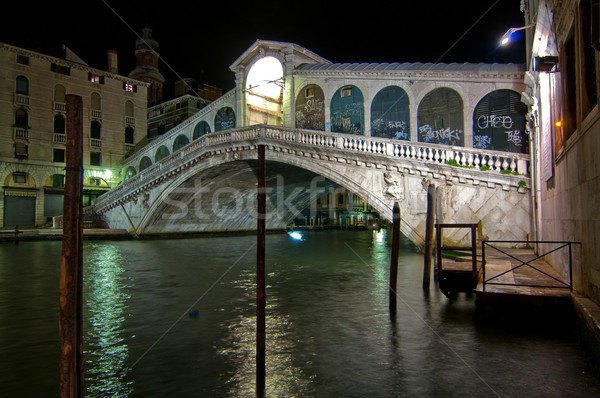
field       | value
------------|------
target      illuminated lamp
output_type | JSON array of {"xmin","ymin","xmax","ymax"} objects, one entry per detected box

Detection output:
[
  {"xmin": 500, "ymin": 24, "xmax": 535, "ymax": 46},
  {"xmin": 555, "ymin": 120, "xmax": 563, "ymax": 128}
]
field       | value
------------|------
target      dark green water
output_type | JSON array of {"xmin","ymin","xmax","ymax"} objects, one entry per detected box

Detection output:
[{"xmin": 1, "ymin": 230, "xmax": 599, "ymax": 397}]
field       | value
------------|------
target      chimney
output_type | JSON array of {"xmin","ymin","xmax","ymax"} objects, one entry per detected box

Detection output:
[{"xmin": 106, "ymin": 50, "xmax": 118, "ymax": 74}]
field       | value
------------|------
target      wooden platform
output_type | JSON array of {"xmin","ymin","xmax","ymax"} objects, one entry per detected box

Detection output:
[{"xmin": 474, "ymin": 247, "xmax": 573, "ymax": 322}]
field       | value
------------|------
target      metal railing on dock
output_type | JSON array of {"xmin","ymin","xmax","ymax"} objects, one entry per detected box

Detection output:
[{"xmin": 481, "ymin": 240, "xmax": 580, "ymax": 292}]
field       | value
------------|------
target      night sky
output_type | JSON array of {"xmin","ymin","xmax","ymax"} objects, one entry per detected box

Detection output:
[{"xmin": 2, "ymin": 0, "xmax": 527, "ymax": 99}]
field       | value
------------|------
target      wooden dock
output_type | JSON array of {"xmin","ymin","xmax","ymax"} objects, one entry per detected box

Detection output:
[
  {"xmin": 433, "ymin": 224, "xmax": 576, "ymax": 322},
  {"xmin": 473, "ymin": 244, "xmax": 574, "ymax": 322}
]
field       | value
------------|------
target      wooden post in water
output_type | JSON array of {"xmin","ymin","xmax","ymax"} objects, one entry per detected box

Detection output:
[
  {"xmin": 256, "ymin": 145, "xmax": 266, "ymax": 398},
  {"xmin": 59, "ymin": 94, "xmax": 84, "ymax": 398},
  {"xmin": 423, "ymin": 184, "xmax": 436, "ymax": 289},
  {"xmin": 389, "ymin": 202, "xmax": 400, "ymax": 313}
]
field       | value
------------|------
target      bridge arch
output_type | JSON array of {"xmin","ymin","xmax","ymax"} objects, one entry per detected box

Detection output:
[
  {"xmin": 133, "ymin": 150, "xmax": 422, "ymax": 244},
  {"xmin": 172, "ymin": 134, "xmax": 190, "ymax": 152},
  {"xmin": 371, "ymin": 85, "xmax": 411, "ymax": 140},
  {"xmin": 215, "ymin": 107, "xmax": 236, "ymax": 131},
  {"xmin": 330, "ymin": 85, "xmax": 364, "ymax": 135},
  {"xmin": 139, "ymin": 156, "xmax": 152, "ymax": 171},
  {"xmin": 472, "ymin": 89, "xmax": 529, "ymax": 153},
  {"xmin": 124, "ymin": 166, "xmax": 136, "ymax": 180},
  {"xmin": 417, "ymin": 87, "xmax": 464, "ymax": 146},
  {"xmin": 154, "ymin": 145, "xmax": 170, "ymax": 162},
  {"xmin": 295, "ymin": 83, "xmax": 326, "ymax": 131},
  {"xmin": 193, "ymin": 121, "xmax": 211, "ymax": 140}
]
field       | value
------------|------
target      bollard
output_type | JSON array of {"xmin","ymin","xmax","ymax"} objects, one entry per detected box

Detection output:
[
  {"xmin": 14, "ymin": 225, "xmax": 19, "ymax": 244},
  {"xmin": 423, "ymin": 185, "xmax": 436, "ymax": 289},
  {"xmin": 59, "ymin": 94, "xmax": 84, "ymax": 398},
  {"xmin": 256, "ymin": 145, "xmax": 266, "ymax": 398},
  {"xmin": 389, "ymin": 202, "xmax": 400, "ymax": 313}
]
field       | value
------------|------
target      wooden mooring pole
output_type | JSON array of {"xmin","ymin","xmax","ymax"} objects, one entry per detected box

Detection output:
[
  {"xmin": 423, "ymin": 184, "xmax": 436, "ymax": 289},
  {"xmin": 389, "ymin": 202, "xmax": 400, "ymax": 313},
  {"xmin": 59, "ymin": 94, "xmax": 84, "ymax": 397},
  {"xmin": 256, "ymin": 145, "xmax": 266, "ymax": 398}
]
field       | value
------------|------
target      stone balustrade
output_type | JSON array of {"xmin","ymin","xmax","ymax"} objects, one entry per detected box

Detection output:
[{"xmin": 94, "ymin": 125, "xmax": 530, "ymax": 212}]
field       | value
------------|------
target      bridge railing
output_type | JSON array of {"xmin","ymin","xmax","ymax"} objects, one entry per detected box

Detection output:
[{"xmin": 95, "ymin": 125, "xmax": 530, "ymax": 211}]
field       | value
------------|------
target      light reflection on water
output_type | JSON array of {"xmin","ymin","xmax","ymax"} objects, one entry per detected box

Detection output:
[
  {"xmin": 1, "ymin": 230, "xmax": 600, "ymax": 397},
  {"xmin": 216, "ymin": 267, "xmax": 313, "ymax": 397},
  {"xmin": 84, "ymin": 243, "xmax": 133, "ymax": 397}
]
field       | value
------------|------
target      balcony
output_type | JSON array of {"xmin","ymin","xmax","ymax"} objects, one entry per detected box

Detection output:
[
  {"xmin": 53, "ymin": 132, "xmax": 66, "ymax": 144},
  {"xmin": 54, "ymin": 101, "xmax": 66, "ymax": 113},
  {"xmin": 90, "ymin": 109, "xmax": 102, "ymax": 120},
  {"xmin": 125, "ymin": 116, "xmax": 136, "ymax": 126},
  {"xmin": 15, "ymin": 94, "xmax": 29, "ymax": 107},
  {"xmin": 125, "ymin": 143, "xmax": 135, "ymax": 153},
  {"xmin": 13, "ymin": 127, "xmax": 29, "ymax": 141},
  {"xmin": 91, "ymin": 138, "xmax": 102, "ymax": 149}
]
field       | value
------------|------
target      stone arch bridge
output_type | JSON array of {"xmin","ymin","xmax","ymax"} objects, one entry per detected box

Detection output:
[{"xmin": 93, "ymin": 125, "xmax": 531, "ymax": 247}]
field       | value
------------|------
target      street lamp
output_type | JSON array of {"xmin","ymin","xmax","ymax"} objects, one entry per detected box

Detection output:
[{"xmin": 500, "ymin": 24, "xmax": 535, "ymax": 45}]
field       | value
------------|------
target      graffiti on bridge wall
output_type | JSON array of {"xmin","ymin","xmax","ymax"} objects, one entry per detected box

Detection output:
[{"xmin": 418, "ymin": 124, "xmax": 464, "ymax": 146}]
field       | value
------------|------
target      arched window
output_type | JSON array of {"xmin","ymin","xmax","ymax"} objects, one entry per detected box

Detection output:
[
  {"xmin": 139, "ymin": 156, "xmax": 152, "ymax": 171},
  {"xmin": 91, "ymin": 92, "xmax": 101, "ymax": 110},
  {"xmin": 172, "ymin": 134, "xmax": 190, "ymax": 152},
  {"xmin": 214, "ymin": 107, "xmax": 236, "ymax": 131},
  {"xmin": 54, "ymin": 114, "xmax": 65, "ymax": 134},
  {"xmin": 193, "ymin": 121, "xmax": 211, "ymax": 140},
  {"xmin": 90, "ymin": 121, "xmax": 101, "ymax": 139},
  {"xmin": 125, "ymin": 127, "xmax": 134, "ymax": 144},
  {"xmin": 54, "ymin": 84, "xmax": 66, "ymax": 103},
  {"xmin": 473, "ymin": 89, "xmax": 528, "ymax": 153},
  {"xmin": 417, "ymin": 88, "xmax": 464, "ymax": 146},
  {"xmin": 15, "ymin": 108, "xmax": 28, "ymax": 127},
  {"xmin": 16, "ymin": 75, "xmax": 28, "ymax": 95},
  {"xmin": 295, "ymin": 84, "xmax": 325, "ymax": 131},
  {"xmin": 371, "ymin": 86, "xmax": 410, "ymax": 140},
  {"xmin": 154, "ymin": 145, "xmax": 170, "ymax": 162},
  {"xmin": 330, "ymin": 85, "xmax": 364, "ymax": 135},
  {"xmin": 125, "ymin": 100, "xmax": 134, "ymax": 117},
  {"xmin": 124, "ymin": 166, "xmax": 137, "ymax": 180}
]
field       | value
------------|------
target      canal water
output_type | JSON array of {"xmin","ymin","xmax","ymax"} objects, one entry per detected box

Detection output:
[{"xmin": 1, "ymin": 230, "xmax": 600, "ymax": 397}]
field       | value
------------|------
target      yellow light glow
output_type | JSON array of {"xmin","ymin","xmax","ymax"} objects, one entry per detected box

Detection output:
[{"xmin": 555, "ymin": 121, "xmax": 562, "ymax": 128}]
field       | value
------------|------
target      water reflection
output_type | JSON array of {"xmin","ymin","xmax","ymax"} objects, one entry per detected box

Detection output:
[
  {"xmin": 217, "ymin": 267, "xmax": 312, "ymax": 397},
  {"xmin": 84, "ymin": 243, "xmax": 133, "ymax": 397}
]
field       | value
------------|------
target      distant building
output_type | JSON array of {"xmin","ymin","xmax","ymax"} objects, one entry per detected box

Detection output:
[
  {"xmin": 144, "ymin": 78, "xmax": 222, "ymax": 142},
  {"xmin": 128, "ymin": 26, "xmax": 165, "ymax": 106},
  {"xmin": 296, "ymin": 188, "xmax": 380, "ymax": 230},
  {"xmin": 0, "ymin": 41, "xmax": 149, "ymax": 227},
  {"xmin": 146, "ymin": 93, "xmax": 212, "ymax": 142}
]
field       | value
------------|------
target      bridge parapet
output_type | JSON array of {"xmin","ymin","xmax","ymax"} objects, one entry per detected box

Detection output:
[{"xmin": 94, "ymin": 125, "xmax": 530, "ymax": 213}]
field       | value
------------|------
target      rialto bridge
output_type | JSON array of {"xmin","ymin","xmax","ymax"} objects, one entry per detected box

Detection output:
[{"xmin": 92, "ymin": 40, "xmax": 533, "ymax": 246}]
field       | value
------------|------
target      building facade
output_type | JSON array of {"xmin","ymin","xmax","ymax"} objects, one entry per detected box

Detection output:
[
  {"xmin": 0, "ymin": 42, "xmax": 148, "ymax": 228},
  {"xmin": 522, "ymin": 0, "xmax": 600, "ymax": 304}
]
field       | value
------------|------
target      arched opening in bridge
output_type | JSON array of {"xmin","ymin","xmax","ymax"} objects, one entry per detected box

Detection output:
[{"xmin": 245, "ymin": 56, "xmax": 283, "ymax": 126}]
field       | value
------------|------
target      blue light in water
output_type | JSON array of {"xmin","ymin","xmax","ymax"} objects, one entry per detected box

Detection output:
[{"xmin": 288, "ymin": 231, "xmax": 303, "ymax": 241}]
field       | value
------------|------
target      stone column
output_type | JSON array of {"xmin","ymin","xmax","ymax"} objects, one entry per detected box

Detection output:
[
  {"xmin": 234, "ymin": 67, "xmax": 246, "ymax": 127},
  {"xmin": 283, "ymin": 49, "xmax": 295, "ymax": 128}
]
